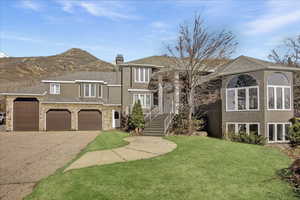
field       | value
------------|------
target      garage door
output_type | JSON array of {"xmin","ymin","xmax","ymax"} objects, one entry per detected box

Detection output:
[
  {"xmin": 46, "ymin": 109, "xmax": 71, "ymax": 131},
  {"xmin": 78, "ymin": 110, "xmax": 102, "ymax": 130},
  {"xmin": 13, "ymin": 98, "xmax": 39, "ymax": 131}
]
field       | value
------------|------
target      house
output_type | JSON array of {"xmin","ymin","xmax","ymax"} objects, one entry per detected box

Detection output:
[
  {"xmin": 1, "ymin": 54, "xmax": 299, "ymax": 143},
  {"xmin": 0, "ymin": 55, "xmax": 167, "ymax": 132}
]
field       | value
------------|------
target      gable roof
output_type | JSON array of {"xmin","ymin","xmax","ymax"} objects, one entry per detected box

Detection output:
[
  {"xmin": 43, "ymin": 71, "xmax": 121, "ymax": 84},
  {"xmin": 216, "ymin": 55, "xmax": 300, "ymax": 76}
]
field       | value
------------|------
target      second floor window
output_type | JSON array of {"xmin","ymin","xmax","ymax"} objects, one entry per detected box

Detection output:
[
  {"xmin": 226, "ymin": 74, "xmax": 259, "ymax": 111},
  {"xmin": 267, "ymin": 73, "xmax": 291, "ymax": 110},
  {"xmin": 50, "ymin": 83, "xmax": 60, "ymax": 94},
  {"xmin": 84, "ymin": 83, "xmax": 96, "ymax": 97},
  {"xmin": 135, "ymin": 67, "xmax": 150, "ymax": 83}
]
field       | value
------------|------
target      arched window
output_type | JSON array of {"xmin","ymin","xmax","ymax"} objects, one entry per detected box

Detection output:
[
  {"xmin": 268, "ymin": 73, "xmax": 289, "ymax": 86},
  {"xmin": 267, "ymin": 73, "xmax": 291, "ymax": 110},
  {"xmin": 226, "ymin": 74, "xmax": 259, "ymax": 111},
  {"xmin": 227, "ymin": 74, "xmax": 258, "ymax": 88}
]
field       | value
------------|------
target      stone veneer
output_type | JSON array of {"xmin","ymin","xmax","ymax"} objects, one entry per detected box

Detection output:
[{"xmin": 5, "ymin": 96, "xmax": 121, "ymax": 131}]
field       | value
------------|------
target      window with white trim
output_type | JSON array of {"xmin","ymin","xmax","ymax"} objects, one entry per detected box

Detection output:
[
  {"xmin": 83, "ymin": 83, "xmax": 96, "ymax": 97},
  {"xmin": 268, "ymin": 123, "xmax": 291, "ymax": 143},
  {"xmin": 134, "ymin": 67, "xmax": 150, "ymax": 83},
  {"xmin": 226, "ymin": 123, "xmax": 260, "ymax": 135},
  {"xmin": 226, "ymin": 74, "xmax": 259, "ymax": 111},
  {"xmin": 133, "ymin": 93, "xmax": 151, "ymax": 108},
  {"xmin": 50, "ymin": 83, "xmax": 60, "ymax": 94},
  {"xmin": 267, "ymin": 73, "xmax": 291, "ymax": 110}
]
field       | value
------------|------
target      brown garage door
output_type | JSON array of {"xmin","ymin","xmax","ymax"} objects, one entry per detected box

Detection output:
[
  {"xmin": 13, "ymin": 98, "xmax": 39, "ymax": 131},
  {"xmin": 46, "ymin": 109, "xmax": 71, "ymax": 131},
  {"xmin": 78, "ymin": 110, "xmax": 102, "ymax": 130}
]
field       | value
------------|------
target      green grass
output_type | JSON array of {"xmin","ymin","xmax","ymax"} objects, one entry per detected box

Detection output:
[
  {"xmin": 82, "ymin": 130, "xmax": 129, "ymax": 153},
  {"xmin": 26, "ymin": 133, "xmax": 296, "ymax": 200}
]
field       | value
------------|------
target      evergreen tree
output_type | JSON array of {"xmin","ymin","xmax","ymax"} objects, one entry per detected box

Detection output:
[{"xmin": 128, "ymin": 100, "xmax": 145, "ymax": 134}]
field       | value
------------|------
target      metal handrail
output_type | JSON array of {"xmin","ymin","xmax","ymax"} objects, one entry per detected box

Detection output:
[
  {"xmin": 164, "ymin": 112, "xmax": 174, "ymax": 134},
  {"xmin": 145, "ymin": 106, "xmax": 160, "ymax": 127}
]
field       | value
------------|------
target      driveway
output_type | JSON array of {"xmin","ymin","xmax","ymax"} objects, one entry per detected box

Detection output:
[{"xmin": 0, "ymin": 131, "xmax": 98, "ymax": 200}]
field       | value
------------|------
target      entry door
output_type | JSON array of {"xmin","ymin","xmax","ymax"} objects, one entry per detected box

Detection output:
[{"xmin": 114, "ymin": 111, "xmax": 120, "ymax": 128}]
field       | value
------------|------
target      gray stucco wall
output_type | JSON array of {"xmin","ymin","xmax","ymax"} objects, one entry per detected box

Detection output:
[
  {"xmin": 121, "ymin": 65, "xmax": 154, "ymax": 114},
  {"xmin": 108, "ymin": 86, "xmax": 121, "ymax": 104},
  {"xmin": 221, "ymin": 70, "xmax": 294, "ymax": 139}
]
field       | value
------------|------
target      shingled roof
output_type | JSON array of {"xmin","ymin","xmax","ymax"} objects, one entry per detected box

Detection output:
[
  {"xmin": 44, "ymin": 71, "xmax": 121, "ymax": 84},
  {"xmin": 216, "ymin": 55, "xmax": 300, "ymax": 76}
]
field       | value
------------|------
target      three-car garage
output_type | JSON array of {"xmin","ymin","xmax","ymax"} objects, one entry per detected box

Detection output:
[{"xmin": 12, "ymin": 98, "xmax": 103, "ymax": 131}]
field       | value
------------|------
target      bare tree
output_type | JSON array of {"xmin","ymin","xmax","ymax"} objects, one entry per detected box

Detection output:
[
  {"xmin": 166, "ymin": 15, "xmax": 238, "ymax": 134},
  {"xmin": 268, "ymin": 35, "xmax": 300, "ymax": 67},
  {"xmin": 268, "ymin": 35, "xmax": 300, "ymax": 116}
]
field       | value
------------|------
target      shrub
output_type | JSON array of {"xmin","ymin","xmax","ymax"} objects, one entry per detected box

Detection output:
[
  {"xmin": 277, "ymin": 159, "xmax": 300, "ymax": 196},
  {"xmin": 171, "ymin": 113, "xmax": 206, "ymax": 135},
  {"xmin": 288, "ymin": 118, "xmax": 300, "ymax": 147},
  {"xmin": 228, "ymin": 132, "xmax": 267, "ymax": 145},
  {"xmin": 128, "ymin": 100, "xmax": 145, "ymax": 135}
]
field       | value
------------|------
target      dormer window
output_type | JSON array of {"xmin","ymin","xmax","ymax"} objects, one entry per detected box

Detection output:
[
  {"xmin": 84, "ymin": 83, "xmax": 96, "ymax": 97},
  {"xmin": 50, "ymin": 83, "xmax": 60, "ymax": 94},
  {"xmin": 135, "ymin": 67, "xmax": 150, "ymax": 83},
  {"xmin": 226, "ymin": 74, "xmax": 259, "ymax": 111}
]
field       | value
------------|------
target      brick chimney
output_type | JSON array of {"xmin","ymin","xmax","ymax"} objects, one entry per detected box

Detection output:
[{"xmin": 115, "ymin": 54, "xmax": 124, "ymax": 64}]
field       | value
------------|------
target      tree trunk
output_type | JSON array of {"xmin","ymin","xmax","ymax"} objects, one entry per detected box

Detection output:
[{"xmin": 188, "ymin": 90, "xmax": 193, "ymax": 135}]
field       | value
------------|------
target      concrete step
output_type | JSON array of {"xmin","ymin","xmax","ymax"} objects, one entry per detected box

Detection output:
[
  {"xmin": 143, "ymin": 132, "xmax": 164, "ymax": 136},
  {"xmin": 144, "ymin": 127, "xmax": 164, "ymax": 131}
]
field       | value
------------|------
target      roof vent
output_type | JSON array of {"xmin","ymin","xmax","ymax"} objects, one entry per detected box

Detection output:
[{"xmin": 115, "ymin": 54, "xmax": 124, "ymax": 64}]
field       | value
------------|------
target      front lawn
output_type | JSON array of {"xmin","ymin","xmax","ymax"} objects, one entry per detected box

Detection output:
[{"xmin": 26, "ymin": 132, "xmax": 296, "ymax": 200}]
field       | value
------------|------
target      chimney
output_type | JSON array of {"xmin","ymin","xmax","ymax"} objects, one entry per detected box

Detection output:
[{"xmin": 115, "ymin": 54, "xmax": 124, "ymax": 64}]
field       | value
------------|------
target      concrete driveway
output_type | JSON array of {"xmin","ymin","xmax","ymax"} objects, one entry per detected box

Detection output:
[{"xmin": 0, "ymin": 131, "xmax": 98, "ymax": 200}]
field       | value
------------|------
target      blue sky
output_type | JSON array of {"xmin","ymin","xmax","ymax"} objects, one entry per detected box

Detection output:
[{"xmin": 1, "ymin": 0, "xmax": 300, "ymax": 62}]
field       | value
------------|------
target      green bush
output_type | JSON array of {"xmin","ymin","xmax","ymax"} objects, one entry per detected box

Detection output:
[
  {"xmin": 287, "ymin": 118, "xmax": 300, "ymax": 147},
  {"xmin": 228, "ymin": 132, "xmax": 267, "ymax": 145},
  {"xmin": 171, "ymin": 113, "xmax": 206, "ymax": 135},
  {"xmin": 128, "ymin": 100, "xmax": 145, "ymax": 135}
]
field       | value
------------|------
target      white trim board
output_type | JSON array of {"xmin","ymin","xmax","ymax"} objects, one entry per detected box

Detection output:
[
  {"xmin": 128, "ymin": 89, "xmax": 155, "ymax": 92},
  {"xmin": 42, "ymin": 80, "xmax": 75, "ymax": 83},
  {"xmin": 0, "ymin": 91, "xmax": 47, "ymax": 96}
]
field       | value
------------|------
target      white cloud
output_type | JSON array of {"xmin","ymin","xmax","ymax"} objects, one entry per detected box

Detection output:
[
  {"xmin": 56, "ymin": 0, "xmax": 138, "ymax": 20},
  {"xmin": 244, "ymin": 0, "xmax": 300, "ymax": 35},
  {"xmin": 19, "ymin": 0, "xmax": 42, "ymax": 11}
]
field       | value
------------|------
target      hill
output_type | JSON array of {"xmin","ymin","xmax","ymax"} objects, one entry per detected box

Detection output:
[{"xmin": 0, "ymin": 48, "xmax": 116, "ymax": 92}]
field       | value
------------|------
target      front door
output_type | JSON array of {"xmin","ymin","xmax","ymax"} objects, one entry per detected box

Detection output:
[{"xmin": 113, "ymin": 110, "xmax": 120, "ymax": 128}]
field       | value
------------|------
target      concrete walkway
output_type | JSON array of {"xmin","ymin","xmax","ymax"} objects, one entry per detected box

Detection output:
[{"xmin": 65, "ymin": 136, "xmax": 177, "ymax": 171}]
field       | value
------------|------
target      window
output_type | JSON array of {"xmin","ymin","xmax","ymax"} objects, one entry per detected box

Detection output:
[
  {"xmin": 267, "ymin": 73, "xmax": 291, "ymax": 110},
  {"xmin": 268, "ymin": 123, "xmax": 291, "ymax": 143},
  {"xmin": 83, "ymin": 83, "xmax": 96, "ymax": 97},
  {"xmin": 99, "ymin": 85, "xmax": 103, "ymax": 98},
  {"xmin": 50, "ymin": 83, "xmax": 60, "ymax": 94},
  {"xmin": 133, "ymin": 93, "xmax": 152, "ymax": 108},
  {"xmin": 226, "ymin": 74, "xmax": 259, "ymax": 111},
  {"xmin": 135, "ymin": 68, "xmax": 150, "ymax": 83},
  {"xmin": 226, "ymin": 123, "xmax": 260, "ymax": 135}
]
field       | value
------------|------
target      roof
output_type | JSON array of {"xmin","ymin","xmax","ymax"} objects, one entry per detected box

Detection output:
[
  {"xmin": 216, "ymin": 55, "xmax": 300, "ymax": 76},
  {"xmin": 43, "ymin": 71, "xmax": 121, "ymax": 84},
  {"xmin": 0, "ymin": 84, "xmax": 47, "ymax": 95}
]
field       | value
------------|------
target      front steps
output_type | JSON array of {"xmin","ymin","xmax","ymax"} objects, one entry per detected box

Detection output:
[{"xmin": 143, "ymin": 114, "xmax": 169, "ymax": 136}]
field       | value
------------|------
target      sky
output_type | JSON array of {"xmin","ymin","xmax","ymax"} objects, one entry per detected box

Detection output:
[{"xmin": 0, "ymin": 0, "xmax": 300, "ymax": 63}]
